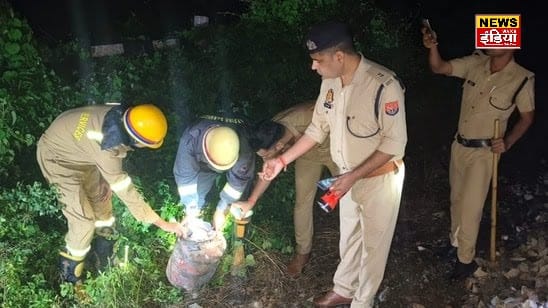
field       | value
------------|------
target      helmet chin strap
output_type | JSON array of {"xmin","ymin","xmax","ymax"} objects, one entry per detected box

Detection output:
[{"xmin": 129, "ymin": 138, "xmax": 144, "ymax": 148}]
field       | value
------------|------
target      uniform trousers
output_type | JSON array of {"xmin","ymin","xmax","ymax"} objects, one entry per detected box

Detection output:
[
  {"xmin": 449, "ymin": 141, "xmax": 496, "ymax": 263},
  {"xmin": 293, "ymin": 157, "xmax": 338, "ymax": 254},
  {"xmin": 332, "ymin": 164, "xmax": 404, "ymax": 307},
  {"xmin": 37, "ymin": 139, "xmax": 112, "ymax": 254}
]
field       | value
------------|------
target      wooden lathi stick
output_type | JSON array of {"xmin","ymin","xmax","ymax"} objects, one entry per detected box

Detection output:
[{"xmin": 490, "ymin": 119, "xmax": 500, "ymax": 263}]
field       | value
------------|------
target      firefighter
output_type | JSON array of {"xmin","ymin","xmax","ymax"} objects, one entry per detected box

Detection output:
[
  {"xmin": 232, "ymin": 101, "xmax": 338, "ymax": 278},
  {"xmin": 173, "ymin": 117, "xmax": 255, "ymax": 230},
  {"xmin": 36, "ymin": 103, "xmax": 184, "ymax": 285}
]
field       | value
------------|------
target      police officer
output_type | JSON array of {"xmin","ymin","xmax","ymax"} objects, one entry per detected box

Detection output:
[
  {"xmin": 173, "ymin": 117, "xmax": 255, "ymax": 230},
  {"xmin": 261, "ymin": 21, "xmax": 407, "ymax": 307},
  {"xmin": 232, "ymin": 100, "xmax": 338, "ymax": 278},
  {"xmin": 36, "ymin": 103, "xmax": 184, "ymax": 285},
  {"xmin": 422, "ymin": 23, "xmax": 535, "ymax": 279}
]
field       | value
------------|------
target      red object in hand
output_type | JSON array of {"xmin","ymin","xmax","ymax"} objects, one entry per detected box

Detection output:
[{"xmin": 317, "ymin": 190, "xmax": 340, "ymax": 213}]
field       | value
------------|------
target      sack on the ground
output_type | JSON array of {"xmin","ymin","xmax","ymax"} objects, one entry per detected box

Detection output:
[{"xmin": 166, "ymin": 221, "xmax": 227, "ymax": 291}]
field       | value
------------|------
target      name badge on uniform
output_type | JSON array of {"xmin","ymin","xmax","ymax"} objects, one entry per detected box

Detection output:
[{"xmin": 323, "ymin": 89, "xmax": 334, "ymax": 109}]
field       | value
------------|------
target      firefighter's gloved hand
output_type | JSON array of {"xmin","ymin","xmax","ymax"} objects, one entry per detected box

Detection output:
[{"xmin": 230, "ymin": 204, "xmax": 253, "ymax": 220}]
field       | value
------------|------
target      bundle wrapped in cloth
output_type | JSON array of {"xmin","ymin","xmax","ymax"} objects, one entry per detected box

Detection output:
[{"xmin": 166, "ymin": 218, "xmax": 227, "ymax": 291}]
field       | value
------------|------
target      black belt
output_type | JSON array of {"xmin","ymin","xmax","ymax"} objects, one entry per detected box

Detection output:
[{"xmin": 456, "ymin": 135, "xmax": 491, "ymax": 148}]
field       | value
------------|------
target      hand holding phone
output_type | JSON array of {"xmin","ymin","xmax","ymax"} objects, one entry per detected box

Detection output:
[
  {"xmin": 421, "ymin": 18, "xmax": 438, "ymax": 48},
  {"xmin": 422, "ymin": 19, "xmax": 437, "ymax": 38}
]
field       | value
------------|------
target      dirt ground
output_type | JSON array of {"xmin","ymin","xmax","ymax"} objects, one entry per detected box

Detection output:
[{"xmin": 176, "ymin": 142, "xmax": 547, "ymax": 307}]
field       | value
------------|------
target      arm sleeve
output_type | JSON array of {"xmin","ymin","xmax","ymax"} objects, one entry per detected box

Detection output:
[
  {"xmin": 449, "ymin": 52, "xmax": 484, "ymax": 79},
  {"xmin": 95, "ymin": 151, "xmax": 161, "ymax": 224},
  {"xmin": 377, "ymin": 80, "xmax": 408, "ymax": 156},
  {"xmin": 173, "ymin": 133, "xmax": 200, "ymax": 208},
  {"xmin": 515, "ymin": 75, "xmax": 535, "ymax": 113},
  {"xmin": 222, "ymin": 149, "xmax": 256, "ymax": 204},
  {"xmin": 305, "ymin": 84, "xmax": 331, "ymax": 143}
]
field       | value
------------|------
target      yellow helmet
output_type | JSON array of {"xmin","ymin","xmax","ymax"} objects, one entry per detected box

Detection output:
[
  {"xmin": 123, "ymin": 104, "xmax": 168, "ymax": 149},
  {"xmin": 202, "ymin": 126, "xmax": 239, "ymax": 170}
]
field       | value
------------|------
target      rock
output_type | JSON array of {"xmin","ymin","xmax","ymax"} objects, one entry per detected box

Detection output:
[
  {"xmin": 535, "ymin": 277, "xmax": 545, "ymax": 289},
  {"xmin": 538, "ymin": 264, "xmax": 548, "ymax": 276},
  {"xmin": 504, "ymin": 268, "xmax": 520, "ymax": 279},
  {"xmin": 510, "ymin": 256, "xmax": 527, "ymax": 261},
  {"xmin": 473, "ymin": 267, "xmax": 488, "ymax": 278},
  {"xmin": 378, "ymin": 287, "xmax": 389, "ymax": 302}
]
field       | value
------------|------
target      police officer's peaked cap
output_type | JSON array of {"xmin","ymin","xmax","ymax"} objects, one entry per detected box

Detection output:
[{"xmin": 305, "ymin": 21, "xmax": 352, "ymax": 53}]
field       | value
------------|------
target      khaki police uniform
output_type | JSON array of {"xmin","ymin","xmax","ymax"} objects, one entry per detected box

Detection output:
[
  {"xmin": 448, "ymin": 51, "xmax": 535, "ymax": 263},
  {"xmin": 306, "ymin": 56, "xmax": 407, "ymax": 307},
  {"xmin": 272, "ymin": 101, "xmax": 338, "ymax": 255},
  {"xmin": 37, "ymin": 105, "xmax": 161, "ymax": 255}
]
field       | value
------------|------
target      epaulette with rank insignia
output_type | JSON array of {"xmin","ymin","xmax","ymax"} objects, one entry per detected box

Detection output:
[{"xmin": 362, "ymin": 62, "xmax": 405, "ymax": 129}]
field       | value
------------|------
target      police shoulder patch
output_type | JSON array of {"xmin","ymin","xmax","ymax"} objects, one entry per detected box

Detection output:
[{"xmin": 385, "ymin": 101, "xmax": 399, "ymax": 116}]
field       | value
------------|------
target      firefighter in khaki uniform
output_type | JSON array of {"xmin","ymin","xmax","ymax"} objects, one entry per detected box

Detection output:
[
  {"xmin": 262, "ymin": 21, "xmax": 407, "ymax": 307},
  {"xmin": 422, "ymin": 26, "xmax": 535, "ymax": 279},
  {"xmin": 231, "ymin": 101, "xmax": 338, "ymax": 278},
  {"xmin": 36, "ymin": 103, "xmax": 184, "ymax": 284}
]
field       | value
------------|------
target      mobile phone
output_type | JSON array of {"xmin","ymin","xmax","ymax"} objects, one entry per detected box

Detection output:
[{"xmin": 422, "ymin": 18, "xmax": 437, "ymax": 40}]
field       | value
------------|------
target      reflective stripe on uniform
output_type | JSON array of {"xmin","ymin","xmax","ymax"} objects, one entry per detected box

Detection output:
[
  {"xmin": 66, "ymin": 245, "xmax": 91, "ymax": 257},
  {"xmin": 222, "ymin": 183, "xmax": 242, "ymax": 200},
  {"xmin": 110, "ymin": 176, "xmax": 132, "ymax": 192},
  {"xmin": 95, "ymin": 216, "xmax": 115, "ymax": 228},
  {"xmin": 178, "ymin": 184, "xmax": 197, "ymax": 197},
  {"xmin": 86, "ymin": 130, "xmax": 104, "ymax": 142}
]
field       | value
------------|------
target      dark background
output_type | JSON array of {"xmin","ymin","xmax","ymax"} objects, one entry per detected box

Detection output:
[
  {"xmin": 8, "ymin": 0, "xmax": 547, "ymax": 167},
  {"xmin": 7, "ymin": 0, "xmax": 246, "ymax": 43}
]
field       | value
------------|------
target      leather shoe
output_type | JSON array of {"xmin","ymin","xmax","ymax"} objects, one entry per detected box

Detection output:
[
  {"xmin": 450, "ymin": 260, "xmax": 478, "ymax": 280},
  {"xmin": 286, "ymin": 253, "xmax": 310, "ymax": 278},
  {"xmin": 313, "ymin": 290, "xmax": 352, "ymax": 307}
]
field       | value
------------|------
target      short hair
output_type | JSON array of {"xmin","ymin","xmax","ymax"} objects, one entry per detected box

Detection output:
[
  {"xmin": 248, "ymin": 120, "xmax": 285, "ymax": 152},
  {"xmin": 320, "ymin": 40, "xmax": 356, "ymax": 55}
]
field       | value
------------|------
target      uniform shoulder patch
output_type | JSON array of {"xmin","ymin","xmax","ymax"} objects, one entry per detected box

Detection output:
[
  {"xmin": 385, "ymin": 101, "xmax": 399, "ymax": 116},
  {"xmin": 366, "ymin": 62, "xmax": 396, "ymax": 86}
]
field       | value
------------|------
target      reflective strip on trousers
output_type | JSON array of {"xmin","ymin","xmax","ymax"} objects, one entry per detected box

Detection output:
[
  {"xmin": 222, "ymin": 183, "xmax": 242, "ymax": 200},
  {"xmin": 178, "ymin": 183, "xmax": 198, "ymax": 197}
]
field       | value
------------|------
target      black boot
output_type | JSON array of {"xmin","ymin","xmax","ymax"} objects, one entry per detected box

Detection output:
[
  {"xmin": 88, "ymin": 236, "xmax": 116, "ymax": 272},
  {"xmin": 59, "ymin": 251, "xmax": 86, "ymax": 284},
  {"xmin": 450, "ymin": 260, "xmax": 478, "ymax": 280},
  {"xmin": 87, "ymin": 227, "xmax": 118, "ymax": 273}
]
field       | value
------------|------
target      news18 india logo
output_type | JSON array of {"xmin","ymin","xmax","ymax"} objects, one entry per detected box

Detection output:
[{"xmin": 475, "ymin": 14, "xmax": 521, "ymax": 49}]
